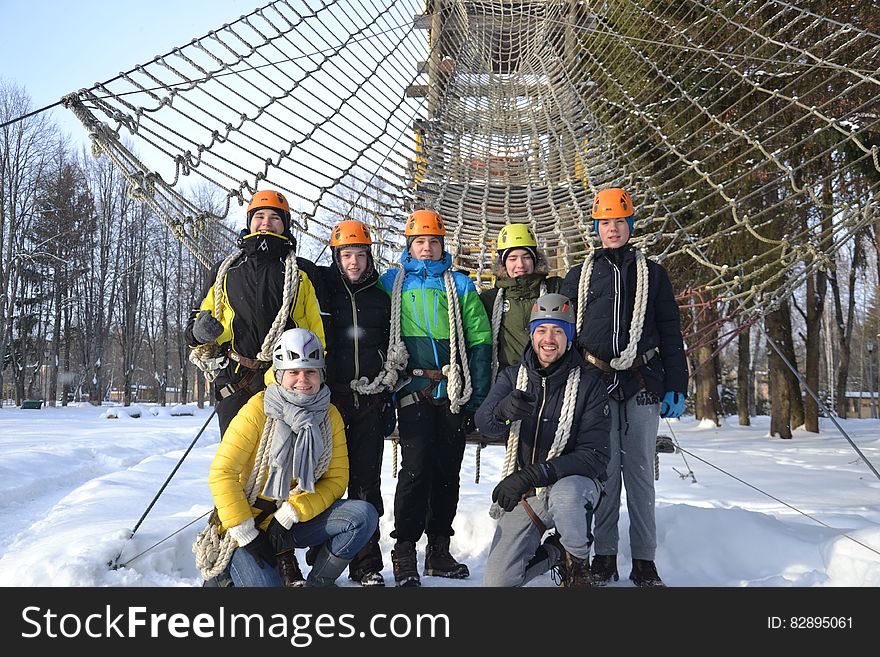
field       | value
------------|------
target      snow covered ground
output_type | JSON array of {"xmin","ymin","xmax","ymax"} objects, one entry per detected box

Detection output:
[{"xmin": 0, "ymin": 403, "xmax": 878, "ymax": 587}]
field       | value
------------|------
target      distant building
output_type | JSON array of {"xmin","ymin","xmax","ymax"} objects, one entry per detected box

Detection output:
[{"xmin": 844, "ymin": 392, "xmax": 879, "ymax": 419}]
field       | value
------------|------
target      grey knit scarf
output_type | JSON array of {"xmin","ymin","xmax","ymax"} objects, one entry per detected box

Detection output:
[{"xmin": 262, "ymin": 383, "xmax": 332, "ymax": 498}]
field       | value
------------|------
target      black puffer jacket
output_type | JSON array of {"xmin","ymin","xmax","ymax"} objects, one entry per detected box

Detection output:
[
  {"xmin": 318, "ymin": 257, "xmax": 391, "ymax": 396},
  {"xmin": 475, "ymin": 346, "xmax": 611, "ymax": 482},
  {"xmin": 184, "ymin": 235, "xmax": 325, "ymax": 394},
  {"xmin": 561, "ymin": 244, "xmax": 688, "ymax": 401}
]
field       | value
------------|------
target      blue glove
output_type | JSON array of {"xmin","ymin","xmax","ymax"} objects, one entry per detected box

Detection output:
[{"xmin": 660, "ymin": 391, "xmax": 686, "ymax": 419}]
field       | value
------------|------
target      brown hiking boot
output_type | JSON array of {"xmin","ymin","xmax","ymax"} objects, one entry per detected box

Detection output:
[
  {"xmin": 562, "ymin": 552, "xmax": 593, "ymax": 588},
  {"xmin": 424, "ymin": 535, "xmax": 469, "ymax": 579},
  {"xmin": 277, "ymin": 550, "xmax": 306, "ymax": 587},
  {"xmin": 391, "ymin": 540, "xmax": 421, "ymax": 587}
]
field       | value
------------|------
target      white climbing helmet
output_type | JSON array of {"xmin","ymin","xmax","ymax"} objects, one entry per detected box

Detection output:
[{"xmin": 272, "ymin": 328, "xmax": 325, "ymax": 378}]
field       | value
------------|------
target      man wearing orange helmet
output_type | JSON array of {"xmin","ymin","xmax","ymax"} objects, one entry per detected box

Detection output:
[
  {"xmin": 185, "ymin": 189, "xmax": 326, "ymax": 436},
  {"xmin": 561, "ymin": 187, "xmax": 688, "ymax": 588},
  {"xmin": 316, "ymin": 219, "xmax": 392, "ymax": 586},
  {"xmin": 379, "ymin": 208, "xmax": 492, "ymax": 587}
]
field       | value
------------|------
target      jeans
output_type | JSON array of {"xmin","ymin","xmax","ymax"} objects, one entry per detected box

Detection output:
[
  {"xmin": 483, "ymin": 475, "xmax": 600, "ymax": 587},
  {"xmin": 228, "ymin": 498, "xmax": 378, "ymax": 587}
]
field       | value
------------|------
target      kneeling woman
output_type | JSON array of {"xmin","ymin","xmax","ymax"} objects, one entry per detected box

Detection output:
[{"xmin": 208, "ymin": 328, "xmax": 379, "ymax": 587}]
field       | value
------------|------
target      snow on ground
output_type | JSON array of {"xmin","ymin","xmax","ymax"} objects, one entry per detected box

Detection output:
[{"xmin": 0, "ymin": 404, "xmax": 878, "ymax": 587}]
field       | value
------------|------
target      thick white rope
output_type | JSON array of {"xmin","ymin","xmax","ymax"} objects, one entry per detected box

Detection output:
[
  {"xmin": 189, "ymin": 250, "xmax": 299, "ymax": 379},
  {"xmin": 488, "ymin": 364, "xmax": 581, "ymax": 520},
  {"xmin": 576, "ymin": 249, "xmax": 649, "ymax": 370}
]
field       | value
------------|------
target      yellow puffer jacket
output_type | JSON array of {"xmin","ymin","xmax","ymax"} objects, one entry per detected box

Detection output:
[{"xmin": 208, "ymin": 388, "xmax": 348, "ymax": 533}]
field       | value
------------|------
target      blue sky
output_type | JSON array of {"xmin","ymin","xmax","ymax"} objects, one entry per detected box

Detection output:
[{"xmin": 0, "ymin": 0, "xmax": 257, "ymax": 140}]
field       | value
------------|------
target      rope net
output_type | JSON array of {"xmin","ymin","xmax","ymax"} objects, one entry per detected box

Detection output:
[{"xmin": 63, "ymin": 0, "xmax": 879, "ymax": 322}]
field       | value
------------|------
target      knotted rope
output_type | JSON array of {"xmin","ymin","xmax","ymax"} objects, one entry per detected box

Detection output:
[
  {"xmin": 386, "ymin": 266, "xmax": 472, "ymax": 477},
  {"xmin": 189, "ymin": 250, "xmax": 300, "ymax": 379}
]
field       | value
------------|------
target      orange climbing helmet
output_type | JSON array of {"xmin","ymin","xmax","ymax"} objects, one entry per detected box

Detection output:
[
  {"xmin": 591, "ymin": 187, "xmax": 634, "ymax": 235},
  {"xmin": 404, "ymin": 209, "xmax": 446, "ymax": 236},
  {"xmin": 592, "ymin": 188, "xmax": 633, "ymax": 219},
  {"xmin": 330, "ymin": 219, "xmax": 372, "ymax": 247},
  {"xmin": 246, "ymin": 189, "xmax": 291, "ymax": 235}
]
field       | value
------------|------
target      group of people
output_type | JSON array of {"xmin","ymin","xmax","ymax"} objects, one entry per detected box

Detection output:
[{"xmin": 188, "ymin": 185, "xmax": 688, "ymax": 589}]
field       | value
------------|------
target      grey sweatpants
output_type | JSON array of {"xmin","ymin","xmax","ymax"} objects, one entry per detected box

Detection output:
[
  {"xmin": 482, "ymin": 475, "xmax": 600, "ymax": 587},
  {"xmin": 593, "ymin": 390, "xmax": 661, "ymax": 561}
]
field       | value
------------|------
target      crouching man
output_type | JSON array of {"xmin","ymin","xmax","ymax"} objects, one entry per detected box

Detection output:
[{"xmin": 476, "ymin": 294, "xmax": 611, "ymax": 587}]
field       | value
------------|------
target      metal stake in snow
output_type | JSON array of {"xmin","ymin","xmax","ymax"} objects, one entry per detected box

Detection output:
[{"xmin": 108, "ymin": 408, "xmax": 217, "ymax": 570}]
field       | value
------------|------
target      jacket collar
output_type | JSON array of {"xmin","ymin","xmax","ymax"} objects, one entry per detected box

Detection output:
[{"xmin": 401, "ymin": 250, "xmax": 453, "ymax": 277}]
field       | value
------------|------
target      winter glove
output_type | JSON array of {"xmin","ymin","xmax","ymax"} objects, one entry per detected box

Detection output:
[
  {"xmin": 241, "ymin": 532, "xmax": 276, "ymax": 569},
  {"xmin": 265, "ymin": 517, "xmax": 296, "ymax": 554},
  {"xmin": 660, "ymin": 391, "xmax": 686, "ymax": 419},
  {"xmin": 491, "ymin": 462, "xmax": 557, "ymax": 512},
  {"xmin": 192, "ymin": 309, "xmax": 224, "ymax": 344},
  {"xmin": 493, "ymin": 389, "xmax": 537, "ymax": 424},
  {"xmin": 460, "ymin": 409, "xmax": 477, "ymax": 436}
]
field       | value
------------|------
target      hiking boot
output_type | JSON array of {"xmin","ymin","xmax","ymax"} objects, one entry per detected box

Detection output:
[
  {"xmin": 277, "ymin": 550, "xmax": 306, "ymax": 587},
  {"xmin": 629, "ymin": 559, "xmax": 666, "ymax": 587},
  {"xmin": 562, "ymin": 552, "xmax": 593, "ymax": 588},
  {"xmin": 590, "ymin": 554, "xmax": 619, "ymax": 586},
  {"xmin": 424, "ymin": 535, "xmax": 469, "ymax": 579},
  {"xmin": 354, "ymin": 571, "xmax": 386, "ymax": 587},
  {"xmin": 535, "ymin": 532, "xmax": 567, "ymax": 585},
  {"xmin": 391, "ymin": 541, "xmax": 421, "ymax": 587}
]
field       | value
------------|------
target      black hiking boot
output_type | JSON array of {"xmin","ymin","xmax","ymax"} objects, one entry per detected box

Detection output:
[
  {"xmin": 277, "ymin": 550, "xmax": 306, "ymax": 587},
  {"xmin": 534, "ymin": 532, "xmax": 566, "ymax": 586},
  {"xmin": 629, "ymin": 559, "xmax": 666, "ymax": 587},
  {"xmin": 391, "ymin": 541, "xmax": 421, "ymax": 587},
  {"xmin": 562, "ymin": 552, "xmax": 593, "ymax": 588},
  {"xmin": 424, "ymin": 535, "xmax": 469, "ymax": 579},
  {"xmin": 590, "ymin": 554, "xmax": 619, "ymax": 586},
  {"xmin": 350, "ymin": 569, "xmax": 386, "ymax": 587}
]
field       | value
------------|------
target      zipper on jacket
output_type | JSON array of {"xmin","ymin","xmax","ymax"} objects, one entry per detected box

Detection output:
[
  {"xmin": 348, "ymin": 284, "xmax": 360, "ymax": 409},
  {"xmin": 530, "ymin": 377, "xmax": 548, "ymax": 466}
]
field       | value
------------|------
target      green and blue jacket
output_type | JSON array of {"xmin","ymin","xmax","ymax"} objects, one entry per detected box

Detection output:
[{"xmin": 380, "ymin": 251, "xmax": 492, "ymax": 411}]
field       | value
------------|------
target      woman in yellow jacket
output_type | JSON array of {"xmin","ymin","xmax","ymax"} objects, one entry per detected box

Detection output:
[{"xmin": 208, "ymin": 328, "xmax": 378, "ymax": 587}]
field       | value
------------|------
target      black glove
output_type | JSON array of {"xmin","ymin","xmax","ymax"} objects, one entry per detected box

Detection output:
[
  {"xmin": 460, "ymin": 409, "xmax": 477, "ymax": 435},
  {"xmin": 264, "ymin": 518, "xmax": 295, "ymax": 554},
  {"xmin": 494, "ymin": 389, "xmax": 537, "ymax": 424},
  {"xmin": 192, "ymin": 309, "xmax": 224, "ymax": 344},
  {"xmin": 491, "ymin": 462, "xmax": 558, "ymax": 512},
  {"xmin": 241, "ymin": 532, "xmax": 276, "ymax": 569}
]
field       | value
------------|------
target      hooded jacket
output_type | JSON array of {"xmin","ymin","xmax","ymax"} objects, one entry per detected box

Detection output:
[
  {"xmin": 480, "ymin": 272, "xmax": 563, "ymax": 371},
  {"xmin": 379, "ymin": 250, "xmax": 492, "ymax": 411},
  {"xmin": 184, "ymin": 233, "xmax": 325, "ymax": 394},
  {"xmin": 560, "ymin": 244, "xmax": 688, "ymax": 401},
  {"xmin": 475, "ymin": 345, "xmax": 611, "ymax": 481},
  {"xmin": 208, "ymin": 387, "xmax": 348, "ymax": 533}
]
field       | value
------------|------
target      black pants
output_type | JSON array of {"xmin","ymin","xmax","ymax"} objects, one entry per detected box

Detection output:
[
  {"xmin": 216, "ymin": 388, "xmax": 254, "ymax": 438},
  {"xmin": 332, "ymin": 389, "xmax": 386, "ymax": 576},
  {"xmin": 392, "ymin": 399, "xmax": 466, "ymax": 543}
]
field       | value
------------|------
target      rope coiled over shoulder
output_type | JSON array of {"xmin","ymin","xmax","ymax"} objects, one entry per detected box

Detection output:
[
  {"xmin": 576, "ymin": 249, "xmax": 649, "ymax": 370},
  {"xmin": 386, "ymin": 266, "xmax": 473, "ymax": 477},
  {"xmin": 189, "ymin": 249, "xmax": 300, "ymax": 379},
  {"xmin": 488, "ymin": 363, "xmax": 581, "ymax": 519}
]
